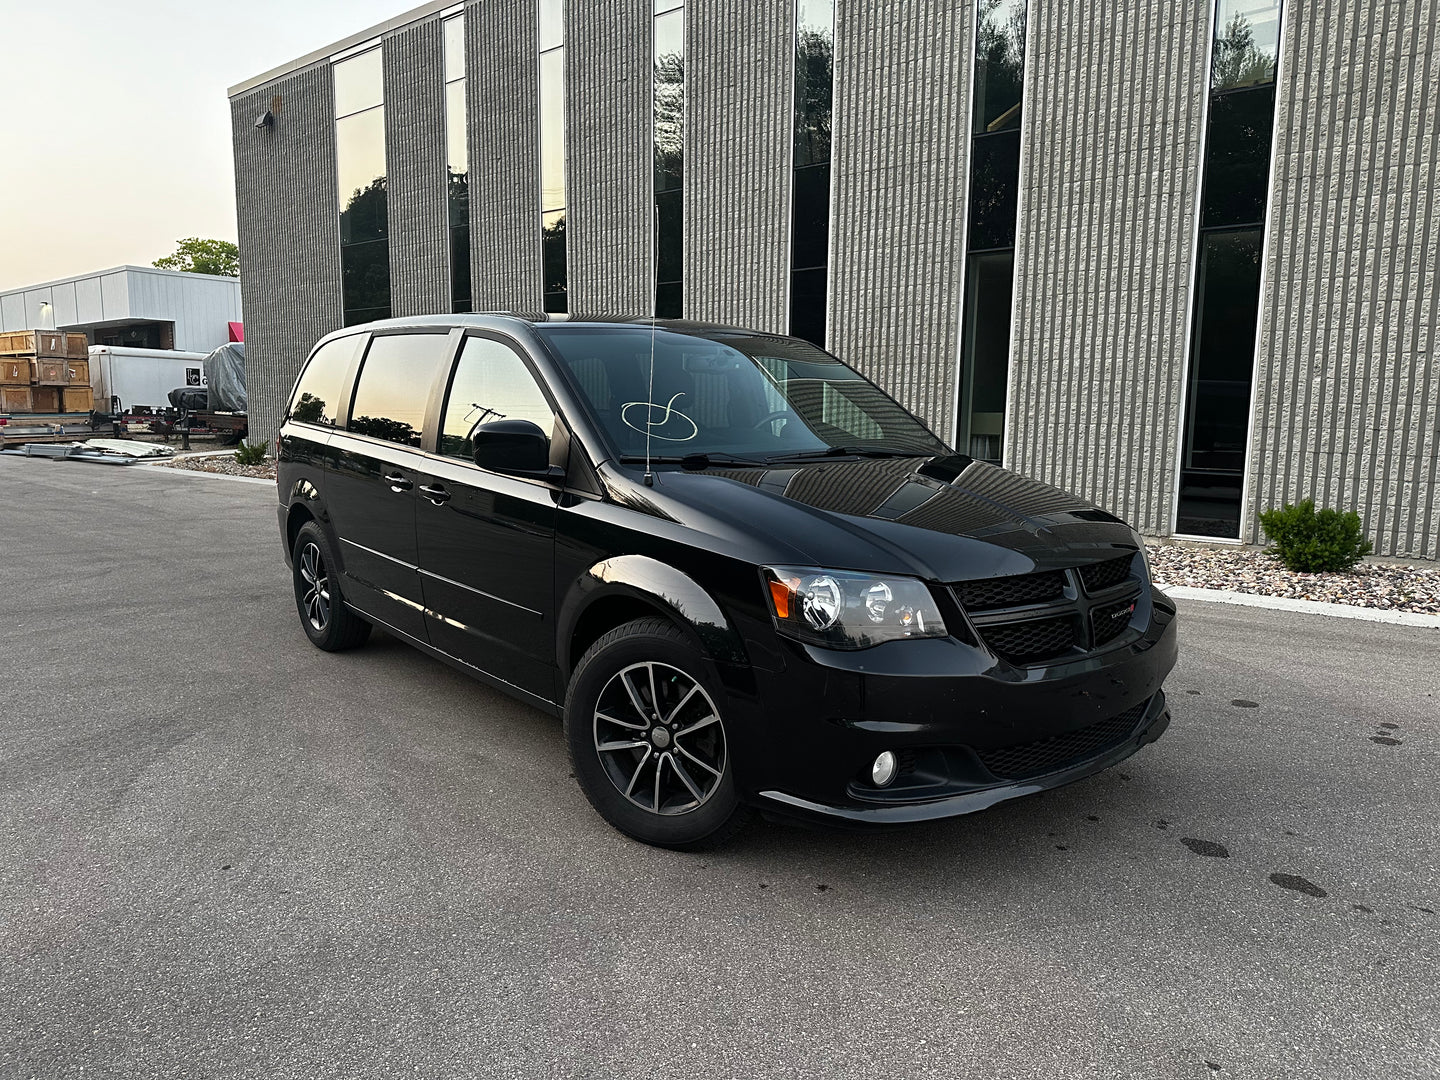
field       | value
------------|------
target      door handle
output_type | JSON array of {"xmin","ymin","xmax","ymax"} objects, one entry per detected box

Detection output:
[
  {"xmin": 418, "ymin": 483, "xmax": 452, "ymax": 506},
  {"xmin": 383, "ymin": 473, "xmax": 413, "ymax": 492}
]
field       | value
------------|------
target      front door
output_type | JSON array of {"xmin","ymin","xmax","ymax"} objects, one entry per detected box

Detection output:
[
  {"xmin": 324, "ymin": 330, "xmax": 450, "ymax": 642},
  {"xmin": 415, "ymin": 333, "xmax": 560, "ymax": 699}
]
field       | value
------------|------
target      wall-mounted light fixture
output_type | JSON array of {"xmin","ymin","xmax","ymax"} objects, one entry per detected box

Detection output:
[{"xmin": 254, "ymin": 94, "xmax": 283, "ymax": 130}]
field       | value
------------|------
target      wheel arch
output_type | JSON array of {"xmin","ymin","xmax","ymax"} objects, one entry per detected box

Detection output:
[
  {"xmin": 284, "ymin": 479, "xmax": 342, "ymax": 571},
  {"xmin": 558, "ymin": 556, "xmax": 747, "ymax": 682}
]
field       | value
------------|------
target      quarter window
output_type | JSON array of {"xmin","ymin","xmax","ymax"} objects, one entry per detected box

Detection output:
[
  {"xmin": 438, "ymin": 337, "xmax": 555, "ymax": 461},
  {"xmin": 347, "ymin": 333, "xmax": 449, "ymax": 446},
  {"xmin": 288, "ymin": 334, "xmax": 365, "ymax": 427}
]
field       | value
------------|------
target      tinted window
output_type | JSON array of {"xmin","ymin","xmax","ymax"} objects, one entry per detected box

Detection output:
[
  {"xmin": 348, "ymin": 333, "xmax": 449, "ymax": 447},
  {"xmin": 438, "ymin": 337, "xmax": 555, "ymax": 461},
  {"xmin": 289, "ymin": 334, "xmax": 364, "ymax": 427}
]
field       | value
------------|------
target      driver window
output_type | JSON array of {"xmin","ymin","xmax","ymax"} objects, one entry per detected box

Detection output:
[{"xmin": 438, "ymin": 337, "xmax": 555, "ymax": 461}]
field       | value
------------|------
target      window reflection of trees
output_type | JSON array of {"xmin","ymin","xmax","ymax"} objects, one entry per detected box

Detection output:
[
  {"xmin": 654, "ymin": 51, "xmax": 684, "ymax": 191},
  {"xmin": 1212, "ymin": 13, "xmax": 1276, "ymax": 90},
  {"xmin": 350, "ymin": 416, "xmax": 419, "ymax": 446},
  {"xmin": 974, "ymin": 0, "xmax": 1026, "ymax": 132},
  {"xmin": 793, "ymin": 27, "xmax": 832, "ymax": 166},
  {"xmin": 292, "ymin": 393, "xmax": 328, "ymax": 425}
]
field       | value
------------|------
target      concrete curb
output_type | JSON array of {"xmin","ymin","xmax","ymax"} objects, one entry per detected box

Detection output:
[
  {"xmin": 1157, "ymin": 584, "xmax": 1440, "ymax": 629},
  {"xmin": 139, "ymin": 464, "xmax": 276, "ymax": 488}
]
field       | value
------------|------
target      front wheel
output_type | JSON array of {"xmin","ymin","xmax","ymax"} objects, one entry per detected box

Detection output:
[
  {"xmin": 292, "ymin": 520, "xmax": 371, "ymax": 651},
  {"xmin": 565, "ymin": 618, "xmax": 750, "ymax": 849}
]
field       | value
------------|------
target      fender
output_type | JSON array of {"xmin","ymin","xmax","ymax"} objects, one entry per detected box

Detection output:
[
  {"xmin": 281, "ymin": 477, "xmax": 342, "ymax": 570},
  {"xmin": 557, "ymin": 554, "xmax": 748, "ymax": 676}
]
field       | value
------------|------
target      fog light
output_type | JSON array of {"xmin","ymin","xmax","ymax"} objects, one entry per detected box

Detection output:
[{"xmin": 871, "ymin": 750, "xmax": 898, "ymax": 787}]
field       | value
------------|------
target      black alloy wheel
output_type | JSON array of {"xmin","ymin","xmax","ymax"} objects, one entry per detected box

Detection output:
[
  {"xmin": 565, "ymin": 618, "xmax": 749, "ymax": 849},
  {"xmin": 291, "ymin": 520, "xmax": 371, "ymax": 651}
]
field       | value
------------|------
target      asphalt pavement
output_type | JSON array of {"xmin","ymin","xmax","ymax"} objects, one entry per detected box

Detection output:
[{"xmin": 2, "ymin": 457, "xmax": 1437, "ymax": 1079}]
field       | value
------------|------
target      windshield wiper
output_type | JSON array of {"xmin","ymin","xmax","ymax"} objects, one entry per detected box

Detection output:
[
  {"xmin": 768, "ymin": 445, "xmax": 930, "ymax": 462},
  {"xmin": 618, "ymin": 452, "xmax": 771, "ymax": 469}
]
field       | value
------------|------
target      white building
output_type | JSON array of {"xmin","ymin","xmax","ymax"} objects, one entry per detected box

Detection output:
[{"xmin": 0, "ymin": 266, "xmax": 242, "ymax": 354}]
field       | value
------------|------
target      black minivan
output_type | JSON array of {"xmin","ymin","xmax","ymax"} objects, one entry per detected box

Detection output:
[{"xmin": 277, "ymin": 315, "xmax": 1177, "ymax": 848}]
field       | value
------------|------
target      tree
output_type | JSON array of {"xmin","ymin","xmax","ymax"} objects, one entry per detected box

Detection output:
[
  {"xmin": 153, "ymin": 238, "xmax": 240, "ymax": 277},
  {"xmin": 1212, "ymin": 13, "xmax": 1275, "ymax": 90}
]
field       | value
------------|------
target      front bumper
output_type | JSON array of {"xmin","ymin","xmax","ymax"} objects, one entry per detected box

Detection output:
[{"xmin": 733, "ymin": 586, "xmax": 1179, "ymax": 824}]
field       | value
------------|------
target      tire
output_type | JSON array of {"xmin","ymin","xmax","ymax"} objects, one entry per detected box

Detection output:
[
  {"xmin": 292, "ymin": 520, "xmax": 371, "ymax": 652},
  {"xmin": 564, "ymin": 617, "xmax": 751, "ymax": 849}
]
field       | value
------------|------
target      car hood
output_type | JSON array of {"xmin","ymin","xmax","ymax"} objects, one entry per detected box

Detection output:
[{"xmin": 606, "ymin": 454, "xmax": 1141, "ymax": 581}]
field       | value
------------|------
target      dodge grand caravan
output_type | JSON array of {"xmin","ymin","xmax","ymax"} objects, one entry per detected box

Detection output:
[{"xmin": 277, "ymin": 315, "xmax": 1177, "ymax": 848}]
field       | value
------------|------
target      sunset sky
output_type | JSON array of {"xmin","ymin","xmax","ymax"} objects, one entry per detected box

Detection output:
[{"xmin": 0, "ymin": 0, "xmax": 410, "ymax": 291}]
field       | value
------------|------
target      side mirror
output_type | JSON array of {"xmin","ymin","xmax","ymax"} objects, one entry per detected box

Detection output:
[{"xmin": 472, "ymin": 419, "xmax": 561, "ymax": 480}]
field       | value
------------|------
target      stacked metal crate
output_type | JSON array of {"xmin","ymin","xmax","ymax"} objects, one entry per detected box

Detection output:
[{"xmin": 0, "ymin": 331, "xmax": 92, "ymax": 415}]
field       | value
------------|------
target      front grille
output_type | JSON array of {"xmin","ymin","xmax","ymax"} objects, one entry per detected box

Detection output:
[
  {"xmin": 1091, "ymin": 596, "xmax": 1138, "ymax": 647},
  {"xmin": 955, "ymin": 569, "xmax": 1066, "ymax": 611},
  {"xmin": 1077, "ymin": 554, "xmax": 1134, "ymax": 593},
  {"xmin": 982, "ymin": 614, "xmax": 1077, "ymax": 664},
  {"xmin": 978, "ymin": 700, "xmax": 1150, "ymax": 780}
]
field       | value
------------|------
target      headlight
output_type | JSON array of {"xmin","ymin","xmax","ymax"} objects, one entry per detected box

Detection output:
[{"xmin": 761, "ymin": 566, "xmax": 947, "ymax": 649}]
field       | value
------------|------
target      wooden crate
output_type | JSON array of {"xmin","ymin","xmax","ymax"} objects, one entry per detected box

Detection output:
[
  {"xmin": 0, "ymin": 330, "xmax": 78, "ymax": 358},
  {"xmin": 31, "ymin": 387, "xmax": 60, "ymax": 413},
  {"xmin": 0, "ymin": 357, "xmax": 33, "ymax": 384},
  {"xmin": 2, "ymin": 386, "xmax": 33, "ymax": 412},
  {"xmin": 35, "ymin": 358, "xmax": 68, "ymax": 385},
  {"xmin": 65, "ymin": 359, "xmax": 90, "ymax": 385},
  {"xmin": 61, "ymin": 385, "xmax": 94, "ymax": 413}
]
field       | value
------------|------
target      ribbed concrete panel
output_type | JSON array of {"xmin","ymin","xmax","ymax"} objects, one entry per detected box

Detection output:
[
  {"xmin": 565, "ymin": 0, "xmax": 651, "ymax": 315},
  {"xmin": 828, "ymin": 1, "xmax": 972, "ymax": 438},
  {"xmin": 467, "ymin": 0, "xmax": 543, "ymax": 311},
  {"xmin": 684, "ymin": 0, "xmax": 792, "ymax": 333},
  {"xmin": 384, "ymin": 19, "xmax": 450, "ymax": 317},
  {"xmin": 1247, "ymin": 0, "xmax": 1440, "ymax": 558},
  {"xmin": 1007, "ymin": 0, "xmax": 1209, "ymax": 536},
  {"xmin": 231, "ymin": 66, "xmax": 343, "ymax": 449}
]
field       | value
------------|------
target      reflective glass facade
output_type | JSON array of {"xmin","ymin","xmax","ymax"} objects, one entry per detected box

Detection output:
[
  {"xmin": 654, "ymin": 1, "xmax": 684, "ymax": 318},
  {"xmin": 539, "ymin": 0, "xmax": 567, "ymax": 313},
  {"xmin": 789, "ymin": 0, "xmax": 833, "ymax": 348},
  {"xmin": 957, "ymin": 0, "xmax": 1026, "ymax": 463},
  {"xmin": 444, "ymin": 15, "xmax": 471, "ymax": 313},
  {"xmin": 1178, "ymin": 0, "xmax": 1282, "ymax": 538},
  {"xmin": 335, "ymin": 48, "xmax": 390, "ymax": 326}
]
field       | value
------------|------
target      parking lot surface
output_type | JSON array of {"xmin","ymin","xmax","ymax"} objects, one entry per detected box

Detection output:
[{"xmin": 2, "ymin": 460, "xmax": 1437, "ymax": 1079}]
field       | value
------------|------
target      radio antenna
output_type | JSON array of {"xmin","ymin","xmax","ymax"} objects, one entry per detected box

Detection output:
[{"xmin": 644, "ymin": 201, "xmax": 658, "ymax": 487}]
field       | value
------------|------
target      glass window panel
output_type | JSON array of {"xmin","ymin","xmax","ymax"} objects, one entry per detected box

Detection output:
[
  {"xmin": 790, "ymin": 163, "xmax": 830, "ymax": 270},
  {"xmin": 1213, "ymin": 0, "xmax": 1281, "ymax": 89},
  {"xmin": 539, "ymin": 49, "xmax": 566, "ymax": 212},
  {"xmin": 973, "ymin": 0, "xmax": 1026, "ymax": 132},
  {"xmin": 654, "ymin": 10, "xmax": 684, "ymax": 193},
  {"xmin": 289, "ymin": 334, "xmax": 364, "ymax": 427},
  {"xmin": 450, "ymin": 225, "xmax": 472, "ymax": 312},
  {"xmin": 445, "ymin": 79, "xmax": 468, "ymax": 177},
  {"xmin": 788, "ymin": 266, "xmax": 827, "ymax": 348},
  {"xmin": 655, "ymin": 190, "xmax": 683, "ymax": 283},
  {"xmin": 348, "ymin": 333, "xmax": 448, "ymax": 445},
  {"xmin": 337, "ymin": 108, "xmax": 388, "ymax": 243},
  {"xmin": 341, "ymin": 240, "xmax": 391, "ymax": 325},
  {"xmin": 1201, "ymin": 84, "xmax": 1275, "ymax": 228},
  {"xmin": 443, "ymin": 16, "xmax": 465, "ymax": 83},
  {"xmin": 794, "ymin": 0, "xmax": 833, "ymax": 167},
  {"xmin": 439, "ymin": 337, "xmax": 555, "ymax": 460},
  {"xmin": 655, "ymin": 281, "xmax": 682, "ymax": 320},
  {"xmin": 654, "ymin": 0, "xmax": 683, "ymax": 13},
  {"xmin": 538, "ymin": 0, "xmax": 564, "ymax": 52},
  {"xmin": 543, "ymin": 211, "xmax": 567, "ymax": 314},
  {"xmin": 966, "ymin": 129, "xmax": 1021, "ymax": 249},
  {"xmin": 334, "ymin": 48, "xmax": 384, "ymax": 118},
  {"xmin": 958, "ymin": 250, "xmax": 1014, "ymax": 464}
]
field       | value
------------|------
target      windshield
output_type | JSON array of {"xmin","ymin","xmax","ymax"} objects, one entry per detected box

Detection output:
[{"xmin": 535, "ymin": 326, "xmax": 949, "ymax": 464}]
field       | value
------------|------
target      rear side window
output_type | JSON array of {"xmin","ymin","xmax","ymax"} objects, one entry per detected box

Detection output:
[
  {"xmin": 347, "ymin": 333, "xmax": 449, "ymax": 447},
  {"xmin": 437, "ymin": 337, "xmax": 555, "ymax": 461},
  {"xmin": 289, "ymin": 334, "xmax": 364, "ymax": 427}
]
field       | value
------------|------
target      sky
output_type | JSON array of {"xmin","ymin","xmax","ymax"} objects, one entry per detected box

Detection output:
[{"xmin": 0, "ymin": 0, "xmax": 410, "ymax": 292}]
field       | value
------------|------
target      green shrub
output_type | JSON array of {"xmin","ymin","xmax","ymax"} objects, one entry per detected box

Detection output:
[
  {"xmin": 234, "ymin": 439, "xmax": 269, "ymax": 467},
  {"xmin": 1258, "ymin": 499, "xmax": 1372, "ymax": 573}
]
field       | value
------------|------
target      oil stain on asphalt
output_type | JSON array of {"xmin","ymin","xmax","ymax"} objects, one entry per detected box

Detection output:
[
  {"xmin": 1181, "ymin": 838, "xmax": 1230, "ymax": 858},
  {"xmin": 1270, "ymin": 873, "xmax": 1327, "ymax": 898}
]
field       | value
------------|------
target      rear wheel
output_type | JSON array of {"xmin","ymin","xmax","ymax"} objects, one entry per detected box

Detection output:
[
  {"xmin": 565, "ymin": 618, "xmax": 750, "ymax": 849},
  {"xmin": 292, "ymin": 520, "xmax": 371, "ymax": 651}
]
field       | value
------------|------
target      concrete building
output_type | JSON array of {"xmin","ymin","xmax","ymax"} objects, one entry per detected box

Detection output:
[
  {"xmin": 0, "ymin": 266, "xmax": 243, "ymax": 354},
  {"xmin": 227, "ymin": 0, "xmax": 1439, "ymax": 558}
]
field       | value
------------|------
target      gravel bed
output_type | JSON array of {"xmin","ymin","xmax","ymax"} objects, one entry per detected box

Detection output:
[
  {"xmin": 155, "ymin": 455, "xmax": 277, "ymax": 481},
  {"xmin": 1146, "ymin": 543, "xmax": 1440, "ymax": 614}
]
